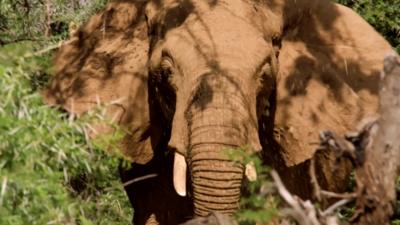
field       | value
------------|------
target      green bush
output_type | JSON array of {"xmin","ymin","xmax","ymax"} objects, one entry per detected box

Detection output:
[
  {"xmin": 0, "ymin": 1, "xmax": 133, "ymax": 223},
  {"xmin": 0, "ymin": 42, "xmax": 132, "ymax": 225},
  {"xmin": 0, "ymin": 0, "xmax": 107, "ymax": 44}
]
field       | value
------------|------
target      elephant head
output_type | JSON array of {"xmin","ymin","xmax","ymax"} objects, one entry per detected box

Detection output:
[
  {"xmin": 145, "ymin": 0, "xmax": 281, "ymax": 215},
  {"xmin": 43, "ymin": 0, "xmax": 394, "ymax": 220}
]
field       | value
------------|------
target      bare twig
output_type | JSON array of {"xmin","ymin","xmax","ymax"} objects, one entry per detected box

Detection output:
[
  {"xmin": 0, "ymin": 176, "xmax": 8, "ymax": 206},
  {"xmin": 271, "ymin": 170, "xmax": 321, "ymax": 225},
  {"xmin": 321, "ymin": 199, "xmax": 353, "ymax": 217},
  {"xmin": 22, "ymin": 0, "xmax": 31, "ymax": 15},
  {"xmin": 122, "ymin": 174, "xmax": 158, "ymax": 187},
  {"xmin": 23, "ymin": 38, "xmax": 76, "ymax": 57},
  {"xmin": 319, "ymin": 130, "xmax": 357, "ymax": 164},
  {"xmin": 320, "ymin": 190, "xmax": 357, "ymax": 199},
  {"xmin": 272, "ymin": 170, "xmax": 353, "ymax": 225},
  {"xmin": 310, "ymin": 131, "xmax": 359, "ymax": 202},
  {"xmin": 0, "ymin": 37, "xmax": 41, "ymax": 46},
  {"xmin": 309, "ymin": 156, "xmax": 321, "ymax": 201},
  {"xmin": 44, "ymin": 0, "xmax": 51, "ymax": 37}
]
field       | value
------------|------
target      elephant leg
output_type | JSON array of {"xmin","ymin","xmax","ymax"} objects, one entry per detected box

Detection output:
[{"xmin": 119, "ymin": 152, "xmax": 193, "ymax": 225}]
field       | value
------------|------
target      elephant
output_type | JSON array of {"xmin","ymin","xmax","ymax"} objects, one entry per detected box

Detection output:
[{"xmin": 42, "ymin": 0, "xmax": 395, "ymax": 224}]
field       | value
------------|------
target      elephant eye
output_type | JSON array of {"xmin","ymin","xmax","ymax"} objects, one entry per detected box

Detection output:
[
  {"xmin": 155, "ymin": 57, "xmax": 177, "ymax": 121},
  {"xmin": 161, "ymin": 57, "xmax": 173, "ymax": 70},
  {"xmin": 160, "ymin": 59, "xmax": 172, "ymax": 80},
  {"xmin": 160, "ymin": 56, "xmax": 178, "ymax": 90}
]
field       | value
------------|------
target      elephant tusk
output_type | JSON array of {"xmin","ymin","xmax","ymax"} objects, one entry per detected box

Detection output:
[
  {"xmin": 173, "ymin": 152, "xmax": 187, "ymax": 196},
  {"xmin": 245, "ymin": 162, "xmax": 257, "ymax": 182}
]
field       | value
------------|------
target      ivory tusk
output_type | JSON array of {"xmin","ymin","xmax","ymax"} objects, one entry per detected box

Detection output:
[
  {"xmin": 173, "ymin": 152, "xmax": 187, "ymax": 196},
  {"xmin": 245, "ymin": 161, "xmax": 257, "ymax": 182}
]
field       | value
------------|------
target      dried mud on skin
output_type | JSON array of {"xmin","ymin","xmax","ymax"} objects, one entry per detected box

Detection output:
[
  {"xmin": 42, "ymin": 1, "xmax": 398, "ymax": 224},
  {"xmin": 43, "ymin": 0, "xmax": 393, "ymax": 170}
]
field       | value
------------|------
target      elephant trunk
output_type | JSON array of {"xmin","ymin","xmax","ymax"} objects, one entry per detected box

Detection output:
[
  {"xmin": 190, "ymin": 143, "xmax": 243, "ymax": 216},
  {"xmin": 187, "ymin": 96, "xmax": 258, "ymax": 216}
]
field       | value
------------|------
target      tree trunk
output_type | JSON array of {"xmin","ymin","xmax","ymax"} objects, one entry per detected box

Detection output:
[{"xmin": 353, "ymin": 53, "xmax": 400, "ymax": 225}]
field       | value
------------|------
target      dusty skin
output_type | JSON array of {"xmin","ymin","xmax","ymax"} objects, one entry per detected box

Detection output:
[{"xmin": 43, "ymin": 0, "xmax": 394, "ymax": 224}]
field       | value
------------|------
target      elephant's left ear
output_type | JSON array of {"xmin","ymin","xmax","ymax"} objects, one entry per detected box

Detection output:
[{"xmin": 274, "ymin": 2, "xmax": 396, "ymax": 166}]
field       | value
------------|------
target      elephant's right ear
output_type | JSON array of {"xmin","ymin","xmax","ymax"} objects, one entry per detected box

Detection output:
[
  {"xmin": 42, "ymin": 1, "xmax": 155, "ymax": 164},
  {"xmin": 274, "ymin": 2, "xmax": 395, "ymax": 166}
]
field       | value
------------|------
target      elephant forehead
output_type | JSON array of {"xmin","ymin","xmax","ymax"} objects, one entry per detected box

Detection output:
[{"xmin": 163, "ymin": 8, "xmax": 272, "ymax": 76}]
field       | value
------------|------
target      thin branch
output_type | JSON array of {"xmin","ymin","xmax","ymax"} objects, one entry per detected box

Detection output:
[
  {"xmin": 309, "ymin": 156, "xmax": 321, "ymax": 201},
  {"xmin": 23, "ymin": 38, "xmax": 76, "ymax": 57},
  {"xmin": 44, "ymin": 0, "xmax": 51, "ymax": 37},
  {"xmin": 321, "ymin": 199, "xmax": 353, "ymax": 217},
  {"xmin": 22, "ymin": 0, "xmax": 31, "ymax": 16},
  {"xmin": 320, "ymin": 190, "xmax": 357, "ymax": 199},
  {"xmin": 0, "ymin": 37, "xmax": 41, "ymax": 46},
  {"xmin": 310, "ymin": 135, "xmax": 358, "ymax": 202},
  {"xmin": 271, "ymin": 170, "xmax": 321, "ymax": 225}
]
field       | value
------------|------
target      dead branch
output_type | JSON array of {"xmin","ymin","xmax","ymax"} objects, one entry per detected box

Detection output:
[
  {"xmin": 44, "ymin": 0, "xmax": 51, "ymax": 37},
  {"xmin": 320, "ymin": 190, "xmax": 357, "ymax": 200},
  {"xmin": 318, "ymin": 130, "xmax": 358, "ymax": 166},
  {"xmin": 321, "ymin": 199, "xmax": 352, "ymax": 217},
  {"xmin": 272, "ymin": 170, "xmax": 321, "ymax": 225},
  {"xmin": 309, "ymin": 130, "xmax": 360, "ymax": 202},
  {"xmin": 352, "ymin": 53, "xmax": 400, "ymax": 225},
  {"xmin": 309, "ymin": 156, "xmax": 322, "ymax": 201},
  {"xmin": 22, "ymin": 0, "xmax": 31, "ymax": 15},
  {"xmin": 271, "ymin": 170, "xmax": 349, "ymax": 225},
  {"xmin": 0, "ymin": 37, "xmax": 41, "ymax": 46},
  {"xmin": 23, "ymin": 38, "xmax": 76, "ymax": 57}
]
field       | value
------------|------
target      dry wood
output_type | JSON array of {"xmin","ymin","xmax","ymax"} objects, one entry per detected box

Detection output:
[
  {"xmin": 23, "ymin": 38, "xmax": 76, "ymax": 58},
  {"xmin": 309, "ymin": 130, "xmax": 359, "ymax": 202},
  {"xmin": 271, "ymin": 170, "xmax": 346, "ymax": 225},
  {"xmin": 44, "ymin": 0, "xmax": 51, "ymax": 37},
  {"xmin": 352, "ymin": 53, "xmax": 400, "ymax": 225},
  {"xmin": 272, "ymin": 170, "xmax": 322, "ymax": 225}
]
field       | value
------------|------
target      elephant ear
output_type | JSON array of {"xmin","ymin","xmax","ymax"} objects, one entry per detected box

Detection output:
[
  {"xmin": 42, "ymin": 1, "xmax": 155, "ymax": 164},
  {"xmin": 274, "ymin": 2, "xmax": 395, "ymax": 166}
]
